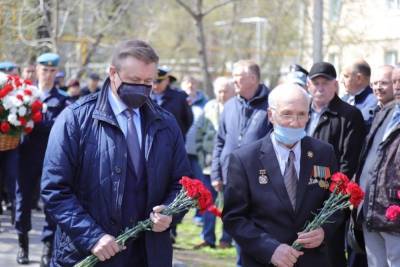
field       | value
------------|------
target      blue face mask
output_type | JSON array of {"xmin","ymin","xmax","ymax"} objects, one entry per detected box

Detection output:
[{"xmin": 273, "ymin": 124, "xmax": 306, "ymax": 145}]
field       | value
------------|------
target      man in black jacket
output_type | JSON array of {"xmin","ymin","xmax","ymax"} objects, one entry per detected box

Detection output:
[
  {"xmin": 151, "ymin": 66, "xmax": 193, "ymax": 137},
  {"xmin": 306, "ymin": 62, "xmax": 366, "ymax": 267}
]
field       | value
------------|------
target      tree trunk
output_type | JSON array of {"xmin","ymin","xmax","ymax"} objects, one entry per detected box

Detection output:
[{"xmin": 195, "ymin": 17, "xmax": 213, "ymax": 97}]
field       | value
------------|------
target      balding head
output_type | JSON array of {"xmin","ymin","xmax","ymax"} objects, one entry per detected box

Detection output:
[
  {"xmin": 269, "ymin": 83, "xmax": 311, "ymax": 110},
  {"xmin": 371, "ymin": 65, "xmax": 394, "ymax": 106},
  {"xmin": 341, "ymin": 59, "xmax": 371, "ymax": 95},
  {"xmin": 268, "ymin": 83, "xmax": 310, "ymax": 130}
]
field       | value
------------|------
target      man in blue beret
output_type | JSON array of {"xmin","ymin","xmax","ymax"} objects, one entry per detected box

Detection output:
[
  {"xmin": 15, "ymin": 52, "xmax": 69, "ymax": 266},
  {"xmin": 0, "ymin": 60, "xmax": 19, "ymax": 75}
]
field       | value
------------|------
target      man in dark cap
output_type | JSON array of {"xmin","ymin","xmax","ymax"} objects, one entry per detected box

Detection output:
[
  {"xmin": 15, "ymin": 52, "xmax": 70, "ymax": 266},
  {"xmin": 306, "ymin": 62, "xmax": 366, "ymax": 267},
  {"xmin": 151, "ymin": 66, "xmax": 193, "ymax": 137},
  {"xmin": 81, "ymin": 72, "xmax": 101, "ymax": 96}
]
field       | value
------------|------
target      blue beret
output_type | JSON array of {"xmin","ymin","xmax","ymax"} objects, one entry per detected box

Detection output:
[
  {"xmin": 0, "ymin": 61, "xmax": 17, "ymax": 72},
  {"xmin": 37, "ymin": 53, "xmax": 60, "ymax": 67}
]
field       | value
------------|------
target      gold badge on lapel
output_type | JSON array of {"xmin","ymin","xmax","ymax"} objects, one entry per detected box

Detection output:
[{"xmin": 258, "ymin": 169, "xmax": 269, "ymax": 184}]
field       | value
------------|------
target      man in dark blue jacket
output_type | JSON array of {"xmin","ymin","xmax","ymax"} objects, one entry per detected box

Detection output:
[
  {"xmin": 211, "ymin": 60, "xmax": 272, "ymax": 266},
  {"xmin": 41, "ymin": 40, "xmax": 191, "ymax": 267}
]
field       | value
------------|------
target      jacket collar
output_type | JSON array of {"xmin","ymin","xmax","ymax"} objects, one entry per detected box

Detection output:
[
  {"xmin": 238, "ymin": 84, "xmax": 269, "ymax": 106},
  {"xmin": 354, "ymin": 86, "xmax": 373, "ymax": 105}
]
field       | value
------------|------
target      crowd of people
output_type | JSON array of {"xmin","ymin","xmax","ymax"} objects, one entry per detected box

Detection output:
[{"xmin": 0, "ymin": 39, "xmax": 398, "ymax": 267}]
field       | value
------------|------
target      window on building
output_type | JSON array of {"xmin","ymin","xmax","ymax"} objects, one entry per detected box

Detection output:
[
  {"xmin": 329, "ymin": 0, "xmax": 342, "ymax": 20},
  {"xmin": 387, "ymin": 0, "xmax": 400, "ymax": 9},
  {"xmin": 384, "ymin": 51, "xmax": 398, "ymax": 65}
]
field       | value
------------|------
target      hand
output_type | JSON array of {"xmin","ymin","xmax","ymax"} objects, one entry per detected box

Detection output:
[
  {"xmin": 91, "ymin": 234, "xmax": 123, "ymax": 261},
  {"xmin": 295, "ymin": 227, "xmax": 325, "ymax": 249},
  {"xmin": 211, "ymin": 180, "xmax": 223, "ymax": 192},
  {"xmin": 150, "ymin": 205, "xmax": 172, "ymax": 232},
  {"xmin": 271, "ymin": 244, "xmax": 303, "ymax": 267}
]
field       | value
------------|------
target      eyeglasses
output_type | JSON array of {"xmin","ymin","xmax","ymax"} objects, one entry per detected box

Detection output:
[{"xmin": 271, "ymin": 108, "xmax": 309, "ymax": 122}]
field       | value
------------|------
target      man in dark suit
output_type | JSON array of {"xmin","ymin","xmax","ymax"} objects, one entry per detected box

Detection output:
[{"xmin": 223, "ymin": 83, "xmax": 343, "ymax": 267}]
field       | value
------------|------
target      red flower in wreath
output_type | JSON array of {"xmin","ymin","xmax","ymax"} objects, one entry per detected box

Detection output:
[
  {"xmin": 0, "ymin": 121, "xmax": 10, "ymax": 133},
  {"xmin": 31, "ymin": 100, "xmax": 43, "ymax": 113},
  {"xmin": 329, "ymin": 172, "xmax": 350, "ymax": 194},
  {"xmin": 24, "ymin": 127, "xmax": 33, "ymax": 134}
]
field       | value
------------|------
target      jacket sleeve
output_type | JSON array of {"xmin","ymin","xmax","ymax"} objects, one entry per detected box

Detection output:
[
  {"xmin": 41, "ymin": 107, "xmax": 105, "ymax": 252},
  {"xmin": 182, "ymin": 96, "xmax": 194, "ymax": 136},
  {"xmin": 211, "ymin": 110, "xmax": 227, "ymax": 183},
  {"xmin": 222, "ymin": 152, "xmax": 280, "ymax": 264},
  {"xmin": 339, "ymin": 109, "xmax": 366, "ymax": 178},
  {"xmin": 163, "ymin": 118, "xmax": 192, "ymax": 206}
]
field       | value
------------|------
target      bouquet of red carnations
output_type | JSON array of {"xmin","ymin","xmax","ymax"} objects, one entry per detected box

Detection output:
[
  {"xmin": 292, "ymin": 172, "xmax": 364, "ymax": 250},
  {"xmin": 75, "ymin": 176, "xmax": 214, "ymax": 267},
  {"xmin": 0, "ymin": 72, "xmax": 45, "ymax": 150}
]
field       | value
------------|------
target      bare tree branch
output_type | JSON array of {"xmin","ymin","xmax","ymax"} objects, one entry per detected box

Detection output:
[
  {"xmin": 176, "ymin": 0, "xmax": 197, "ymax": 18},
  {"xmin": 203, "ymin": 0, "xmax": 235, "ymax": 17}
]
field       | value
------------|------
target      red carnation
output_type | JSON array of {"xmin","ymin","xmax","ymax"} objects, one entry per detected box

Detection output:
[
  {"xmin": 179, "ymin": 176, "xmax": 213, "ymax": 212},
  {"xmin": 2, "ymin": 83, "xmax": 14, "ymax": 95},
  {"xmin": 11, "ymin": 76, "xmax": 22, "ymax": 87},
  {"xmin": 329, "ymin": 172, "xmax": 350, "ymax": 194},
  {"xmin": 0, "ymin": 89, "xmax": 7, "ymax": 98},
  {"xmin": 18, "ymin": 117, "xmax": 27, "ymax": 126},
  {"xmin": 32, "ymin": 112, "xmax": 42, "ymax": 123},
  {"xmin": 24, "ymin": 89, "xmax": 32, "ymax": 96},
  {"xmin": 24, "ymin": 80, "xmax": 32, "ymax": 85},
  {"xmin": 24, "ymin": 127, "xmax": 33, "ymax": 134},
  {"xmin": 345, "ymin": 182, "xmax": 364, "ymax": 207},
  {"xmin": 0, "ymin": 121, "xmax": 10, "ymax": 133},
  {"xmin": 16, "ymin": 94, "xmax": 24, "ymax": 101},
  {"xmin": 385, "ymin": 205, "xmax": 400, "ymax": 222},
  {"xmin": 208, "ymin": 205, "xmax": 222, "ymax": 218},
  {"xmin": 31, "ymin": 100, "xmax": 43, "ymax": 113}
]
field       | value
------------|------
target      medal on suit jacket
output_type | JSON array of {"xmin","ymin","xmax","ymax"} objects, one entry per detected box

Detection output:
[
  {"xmin": 308, "ymin": 165, "xmax": 330, "ymax": 189},
  {"xmin": 258, "ymin": 169, "xmax": 269, "ymax": 184}
]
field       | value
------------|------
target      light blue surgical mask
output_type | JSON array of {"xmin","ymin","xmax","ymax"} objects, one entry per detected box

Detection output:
[{"xmin": 273, "ymin": 124, "xmax": 306, "ymax": 145}]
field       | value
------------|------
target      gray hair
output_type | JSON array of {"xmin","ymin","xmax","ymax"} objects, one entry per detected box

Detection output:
[
  {"xmin": 268, "ymin": 83, "xmax": 311, "ymax": 109},
  {"xmin": 111, "ymin": 40, "xmax": 159, "ymax": 70},
  {"xmin": 233, "ymin": 60, "xmax": 260, "ymax": 81},
  {"xmin": 213, "ymin": 76, "xmax": 234, "ymax": 95}
]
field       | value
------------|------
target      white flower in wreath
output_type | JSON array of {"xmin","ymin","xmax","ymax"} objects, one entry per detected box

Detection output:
[
  {"xmin": 11, "ymin": 97, "xmax": 23, "ymax": 107},
  {"xmin": 10, "ymin": 107, "xmax": 18, "ymax": 115},
  {"xmin": 18, "ymin": 106, "xmax": 27, "ymax": 117},
  {"xmin": 23, "ymin": 95, "xmax": 31, "ymax": 104},
  {"xmin": 42, "ymin": 103, "xmax": 48, "ymax": 113},
  {"xmin": 26, "ymin": 120, "xmax": 34, "ymax": 128},
  {"xmin": 2, "ymin": 96, "xmax": 13, "ymax": 110},
  {"xmin": 8, "ymin": 113, "xmax": 20, "ymax": 126},
  {"xmin": 0, "ymin": 71, "xmax": 8, "ymax": 86}
]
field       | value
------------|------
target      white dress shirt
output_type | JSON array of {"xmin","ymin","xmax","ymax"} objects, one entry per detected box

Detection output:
[{"xmin": 270, "ymin": 132, "xmax": 301, "ymax": 178}]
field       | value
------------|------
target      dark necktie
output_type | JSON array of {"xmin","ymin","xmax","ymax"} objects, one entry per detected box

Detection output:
[
  {"xmin": 123, "ymin": 109, "xmax": 141, "ymax": 177},
  {"xmin": 284, "ymin": 150, "xmax": 298, "ymax": 210}
]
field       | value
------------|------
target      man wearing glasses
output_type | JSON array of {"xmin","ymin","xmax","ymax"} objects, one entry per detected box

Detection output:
[
  {"xmin": 306, "ymin": 62, "xmax": 366, "ymax": 267},
  {"xmin": 223, "ymin": 83, "xmax": 343, "ymax": 267}
]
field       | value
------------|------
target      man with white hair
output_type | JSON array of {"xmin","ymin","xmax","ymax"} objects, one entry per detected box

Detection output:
[
  {"xmin": 194, "ymin": 76, "xmax": 235, "ymax": 249},
  {"xmin": 223, "ymin": 83, "xmax": 343, "ymax": 267}
]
